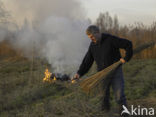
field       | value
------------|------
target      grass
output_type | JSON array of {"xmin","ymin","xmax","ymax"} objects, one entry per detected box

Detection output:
[{"xmin": 0, "ymin": 54, "xmax": 156, "ymax": 117}]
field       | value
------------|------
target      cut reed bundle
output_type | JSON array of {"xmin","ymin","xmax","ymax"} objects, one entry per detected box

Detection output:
[{"xmin": 80, "ymin": 61, "xmax": 122, "ymax": 95}]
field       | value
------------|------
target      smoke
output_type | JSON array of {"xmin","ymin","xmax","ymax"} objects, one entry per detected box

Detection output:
[
  {"xmin": 2, "ymin": 0, "xmax": 86, "ymax": 26},
  {"xmin": 0, "ymin": 1, "xmax": 14, "ymax": 41},
  {"xmin": 39, "ymin": 17, "xmax": 90, "ymax": 74},
  {"xmin": 1, "ymin": 0, "xmax": 91, "ymax": 75}
]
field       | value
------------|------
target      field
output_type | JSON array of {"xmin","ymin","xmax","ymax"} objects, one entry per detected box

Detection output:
[
  {"xmin": 0, "ymin": 0, "xmax": 155, "ymax": 116},
  {"xmin": 0, "ymin": 52, "xmax": 156, "ymax": 117}
]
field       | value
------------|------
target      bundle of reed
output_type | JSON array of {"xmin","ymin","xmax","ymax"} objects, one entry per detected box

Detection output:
[
  {"xmin": 80, "ymin": 41, "xmax": 155, "ymax": 95},
  {"xmin": 80, "ymin": 61, "xmax": 122, "ymax": 95}
]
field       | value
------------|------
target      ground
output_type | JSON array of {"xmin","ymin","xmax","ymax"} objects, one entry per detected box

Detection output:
[{"xmin": 0, "ymin": 54, "xmax": 156, "ymax": 117}]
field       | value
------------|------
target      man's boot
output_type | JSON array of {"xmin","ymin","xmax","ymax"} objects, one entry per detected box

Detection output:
[{"xmin": 101, "ymin": 100, "xmax": 110, "ymax": 112}]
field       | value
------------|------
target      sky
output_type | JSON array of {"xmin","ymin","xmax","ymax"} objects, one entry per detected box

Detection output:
[
  {"xmin": 1, "ymin": 0, "xmax": 156, "ymax": 26},
  {"xmin": 80, "ymin": 0, "xmax": 156, "ymax": 25}
]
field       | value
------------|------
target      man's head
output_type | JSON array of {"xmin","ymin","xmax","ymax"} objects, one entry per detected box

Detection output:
[{"xmin": 86, "ymin": 25, "xmax": 101, "ymax": 43}]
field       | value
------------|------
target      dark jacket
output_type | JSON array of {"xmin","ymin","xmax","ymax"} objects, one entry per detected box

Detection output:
[{"xmin": 77, "ymin": 33, "xmax": 133, "ymax": 77}]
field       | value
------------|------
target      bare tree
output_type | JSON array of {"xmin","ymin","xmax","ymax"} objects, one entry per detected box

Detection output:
[
  {"xmin": 96, "ymin": 12, "xmax": 119, "ymax": 34},
  {"xmin": 0, "ymin": 1, "xmax": 10, "ymax": 25}
]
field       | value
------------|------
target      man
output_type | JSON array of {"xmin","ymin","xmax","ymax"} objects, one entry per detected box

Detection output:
[{"xmin": 74, "ymin": 25, "xmax": 133, "ymax": 116}]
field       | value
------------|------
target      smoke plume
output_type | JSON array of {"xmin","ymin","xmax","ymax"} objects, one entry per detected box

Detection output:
[{"xmin": 1, "ymin": 0, "xmax": 91, "ymax": 75}]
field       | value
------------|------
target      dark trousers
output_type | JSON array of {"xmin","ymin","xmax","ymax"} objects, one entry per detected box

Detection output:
[{"xmin": 102, "ymin": 66, "xmax": 127, "ymax": 108}]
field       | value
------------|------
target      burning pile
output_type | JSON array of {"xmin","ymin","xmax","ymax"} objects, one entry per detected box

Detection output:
[{"xmin": 43, "ymin": 68, "xmax": 76, "ymax": 83}]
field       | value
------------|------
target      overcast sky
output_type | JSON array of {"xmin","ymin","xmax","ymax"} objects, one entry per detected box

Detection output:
[
  {"xmin": 2, "ymin": 0, "xmax": 156, "ymax": 26},
  {"xmin": 81, "ymin": 0, "xmax": 156, "ymax": 25}
]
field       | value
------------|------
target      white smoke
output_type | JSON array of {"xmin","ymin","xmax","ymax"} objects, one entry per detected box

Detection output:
[
  {"xmin": 2, "ymin": 0, "xmax": 87, "ymax": 26},
  {"xmin": 39, "ymin": 17, "xmax": 90, "ymax": 74},
  {"xmin": 1, "ymin": 0, "xmax": 91, "ymax": 75}
]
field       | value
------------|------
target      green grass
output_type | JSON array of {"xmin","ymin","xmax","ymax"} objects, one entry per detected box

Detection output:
[{"xmin": 0, "ymin": 56, "xmax": 156, "ymax": 117}]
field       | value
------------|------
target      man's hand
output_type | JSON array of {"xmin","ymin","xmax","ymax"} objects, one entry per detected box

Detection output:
[
  {"xmin": 120, "ymin": 58, "xmax": 126, "ymax": 64},
  {"xmin": 72, "ymin": 73, "xmax": 80, "ymax": 80}
]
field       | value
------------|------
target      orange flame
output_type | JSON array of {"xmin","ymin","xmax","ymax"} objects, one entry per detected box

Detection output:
[{"xmin": 43, "ymin": 68, "xmax": 56, "ymax": 83}]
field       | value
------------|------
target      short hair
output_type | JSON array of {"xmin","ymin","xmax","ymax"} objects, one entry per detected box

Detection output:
[{"xmin": 86, "ymin": 25, "xmax": 100, "ymax": 35}]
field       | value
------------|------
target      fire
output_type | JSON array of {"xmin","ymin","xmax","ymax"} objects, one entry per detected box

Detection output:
[
  {"xmin": 71, "ymin": 79, "xmax": 76, "ymax": 84},
  {"xmin": 43, "ymin": 68, "xmax": 76, "ymax": 84},
  {"xmin": 43, "ymin": 68, "xmax": 56, "ymax": 83}
]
